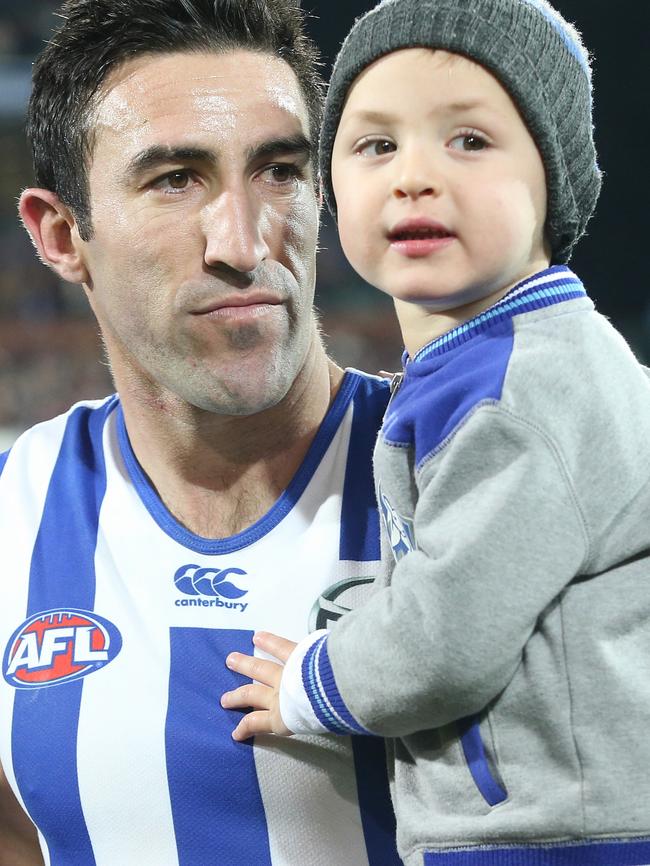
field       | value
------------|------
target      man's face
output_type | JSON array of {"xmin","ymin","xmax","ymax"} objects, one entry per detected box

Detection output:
[
  {"xmin": 78, "ymin": 49, "xmax": 320, "ymax": 416},
  {"xmin": 331, "ymin": 49, "xmax": 549, "ymax": 315}
]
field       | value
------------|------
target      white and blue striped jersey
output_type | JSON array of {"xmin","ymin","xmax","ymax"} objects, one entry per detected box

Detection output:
[{"xmin": 0, "ymin": 369, "xmax": 401, "ymax": 866}]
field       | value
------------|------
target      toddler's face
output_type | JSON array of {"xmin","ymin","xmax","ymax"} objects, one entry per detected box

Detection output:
[{"xmin": 331, "ymin": 48, "xmax": 550, "ymax": 314}]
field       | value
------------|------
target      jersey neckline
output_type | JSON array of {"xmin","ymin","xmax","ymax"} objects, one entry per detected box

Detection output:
[{"xmin": 115, "ymin": 370, "xmax": 362, "ymax": 554}]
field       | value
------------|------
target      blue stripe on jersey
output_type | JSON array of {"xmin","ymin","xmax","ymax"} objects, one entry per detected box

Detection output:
[
  {"xmin": 351, "ymin": 738, "xmax": 402, "ymax": 866},
  {"xmin": 118, "ymin": 371, "xmax": 364, "ymax": 555},
  {"xmin": 423, "ymin": 837, "xmax": 650, "ymax": 865},
  {"xmin": 12, "ymin": 400, "xmax": 114, "ymax": 866},
  {"xmin": 0, "ymin": 449, "xmax": 9, "ymax": 478},
  {"xmin": 166, "ymin": 627, "xmax": 272, "ymax": 866},
  {"xmin": 340, "ymin": 374, "xmax": 390, "ymax": 561}
]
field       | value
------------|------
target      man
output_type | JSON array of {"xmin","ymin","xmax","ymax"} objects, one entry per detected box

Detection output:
[{"xmin": 0, "ymin": 1, "xmax": 400, "ymax": 863}]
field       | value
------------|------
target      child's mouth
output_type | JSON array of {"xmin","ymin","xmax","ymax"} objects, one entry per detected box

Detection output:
[
  {"xmin": 389, "ymin": 227, "xmax": 452, "ymax": 241},
  {"xmin": 387, "ymin": 219, "xmax": 455, "ymax": 257}
]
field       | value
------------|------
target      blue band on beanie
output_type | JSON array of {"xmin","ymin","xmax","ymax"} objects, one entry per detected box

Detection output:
[{"xmin": 522, "ymin": 0, "xmax": 590, "ymax": 73}]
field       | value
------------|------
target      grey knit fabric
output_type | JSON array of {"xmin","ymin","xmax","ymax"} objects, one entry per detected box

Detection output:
[{"xmin": 319, "ymin": 0, "xmax": 602, "ymax": 264}]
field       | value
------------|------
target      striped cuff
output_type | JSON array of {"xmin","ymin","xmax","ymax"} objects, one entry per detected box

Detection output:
[
  {"xmin": 278, "ymin": 631, "xmax": 330, "ymax": 735},
  {"xmin": 301, "ymin": 633, "xmax": 372, "ymax": 735}
]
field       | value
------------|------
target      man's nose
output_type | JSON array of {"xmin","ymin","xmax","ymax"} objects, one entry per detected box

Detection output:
[
  {"xmin": 201, "ymin": 187, "xmax": 270, "ymax": 274},
  {"xmin": 392, "ymin": 146, "xmax": 440, "ymax": 201}
]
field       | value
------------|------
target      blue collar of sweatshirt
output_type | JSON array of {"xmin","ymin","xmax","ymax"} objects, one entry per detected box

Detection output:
[{"xmin": 407, "ymin": 265, "xmax": 587, "ymax": 366}]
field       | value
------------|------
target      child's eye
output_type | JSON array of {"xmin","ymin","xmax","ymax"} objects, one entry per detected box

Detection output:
[
  {"xmin": 448, "ymin": 132, "xmax": 489, "ymax": 152},
  {"xmin": 355, "ymin": 138, "xmax": 397, "ymax": 158}
]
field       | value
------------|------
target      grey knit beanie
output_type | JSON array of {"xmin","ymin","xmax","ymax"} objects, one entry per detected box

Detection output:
[{"xmin": 320, "ymin": 0, "xmax": 602, "ymax": 264}]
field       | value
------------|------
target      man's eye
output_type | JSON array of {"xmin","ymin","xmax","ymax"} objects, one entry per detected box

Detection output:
[
  {"xmin": 168, "ymin": 171, "xmax": 190, "ymax": 188},
  {"xmin": 153, "ymin": 171, "xmax": 193, "ymax": 192},
  {"xmin": 356, "ymin": 139, "xmax": 396, "ymax": 158},
  {"xmin": 259, "ymin": 164, "xmax": 302, "ymax": 186},
  {"xmin": 448, "ymin": 133, "xmax": 489, "ymax": 152}
]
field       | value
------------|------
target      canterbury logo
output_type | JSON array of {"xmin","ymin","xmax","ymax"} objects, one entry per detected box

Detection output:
[{"xmin": 174, "ymin": 565, "xmax": 248, "ymax": 600}]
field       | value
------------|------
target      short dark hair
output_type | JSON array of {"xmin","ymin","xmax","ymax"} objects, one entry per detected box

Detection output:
[{"xmin": 26, "ymin": 0, "xmax": 325, "ymax": 240}]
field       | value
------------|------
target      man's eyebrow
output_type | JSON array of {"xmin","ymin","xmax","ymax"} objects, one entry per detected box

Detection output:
[
  {"xmin": 246, "ymin": 134, "xmax": 314, "ymax": 164},
  {"xmin": 122, "ymin": 145, "xmax": 217, "ymax": 182}
]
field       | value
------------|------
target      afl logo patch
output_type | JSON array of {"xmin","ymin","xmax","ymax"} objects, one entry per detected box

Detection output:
[{"xmin": 3, "ymin": 609, "xmax": 122, "ymax": 689}]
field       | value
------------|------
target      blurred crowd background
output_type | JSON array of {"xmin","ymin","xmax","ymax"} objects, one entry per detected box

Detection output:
[{"xmin": 0, "ymin": 0, "xmax": 645, "ymax": 449}]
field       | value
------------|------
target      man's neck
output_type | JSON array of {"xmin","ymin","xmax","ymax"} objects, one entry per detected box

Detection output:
[{"xmin": 116, "ymin": 346, "xmax": 344, "ymax": 539}]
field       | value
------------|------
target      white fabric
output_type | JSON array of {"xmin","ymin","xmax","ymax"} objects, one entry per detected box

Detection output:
[{"xmin": 279, "ymin": 630, "xmax": 330, "ymax": 735}]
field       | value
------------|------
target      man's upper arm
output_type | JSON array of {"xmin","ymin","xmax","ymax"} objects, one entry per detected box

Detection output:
[{"xmin": 0, "ymin": 759, "xmax": 44, "ymax": 866}]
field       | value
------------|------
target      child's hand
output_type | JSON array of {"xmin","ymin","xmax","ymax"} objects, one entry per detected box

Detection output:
[{"xmin": 221, "ymin": 631, "xmax": 296, "ymax": 741}]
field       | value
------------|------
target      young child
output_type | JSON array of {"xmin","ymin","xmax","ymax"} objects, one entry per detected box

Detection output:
[{"xmin": 222, "ymin": 0, "xmax": 650, "ymax": 862}]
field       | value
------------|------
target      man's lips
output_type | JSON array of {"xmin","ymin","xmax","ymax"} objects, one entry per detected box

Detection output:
[
  {"xmin": 191, "ymin": 292, "xmax": 284, "ymax": 316},
  {"xmin": 387, "ymin": 217, "xmax": 456, "ymax": 257}
]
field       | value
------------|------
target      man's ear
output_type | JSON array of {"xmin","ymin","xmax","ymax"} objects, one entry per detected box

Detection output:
[{"xmin": 18, "ymin": 188, "xmax": 90, "ymax": 285}]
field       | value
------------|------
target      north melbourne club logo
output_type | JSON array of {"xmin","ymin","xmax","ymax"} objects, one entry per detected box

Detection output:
[
  {"xmin": 379, "ymin": 486, "xmax": 416, "ymax": 562},
  {"xmin": 3, "ymin": 609, "xmax": 122, "ymax": 689},
  {"xmin": 174, "ymin": 564, "xmax": 249, "ymax": 612}
]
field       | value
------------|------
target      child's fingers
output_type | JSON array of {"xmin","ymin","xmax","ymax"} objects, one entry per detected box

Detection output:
[
  {"xmin": 221, "ymin": 682, "xmax": 271, "ymax": 711},
  {"xmin": 225, "ymin": 651, "xmax": 282, "ymax": 687},
  {"xmin": 231, "ymin": 710, "xmax": 276, "ymax": 741},
  {"xmin": 231, "ymin": 709, "xmax": 293, "ymax": 741},
  {"xmin": 253, "ymin": 631, "xmax": 297, "ymax": 662}
]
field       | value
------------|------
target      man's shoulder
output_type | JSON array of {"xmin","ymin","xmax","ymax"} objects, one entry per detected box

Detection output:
[
  {"xmin": 341, "ymin": 368, "xmax": 391, "ymax": 436},
  {"xmin": 0, "ymin": 396, "xmax": 118, "ymax": 482},
  {"xmin": 344, "ymin": 367, "xmax": 391, "ymax": 408},
  {"xmin": 344, "ymin": 367, "xmax": 391, "ymax": 392}
]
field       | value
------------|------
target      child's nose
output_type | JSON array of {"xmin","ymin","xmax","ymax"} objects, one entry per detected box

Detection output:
[
  {"xmin": 393, "ymin": 180, "xmax": 436, "ymax": 200},
  {"xmin": 392, "ymin": 148, "xmax": 440, "ymax": 200}
]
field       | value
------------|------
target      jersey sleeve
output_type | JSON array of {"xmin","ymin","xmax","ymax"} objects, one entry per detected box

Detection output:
[{"xmin": 284, "ymin": 403, "xmax": 590, "ymax": 737}]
